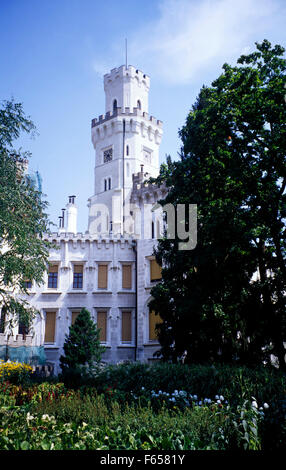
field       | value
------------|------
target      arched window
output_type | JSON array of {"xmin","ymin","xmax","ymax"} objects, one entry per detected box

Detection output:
[
  {"xmin": 137, "ymin": 100, "xmax": 141, "ymax": 110},
  {"xmin": 126, "ymin": 145, "xmax": 129, "ymax": 156},
  {"xmin": 113, "ymin": 99, "xmax": 117, "ymax": 112}
]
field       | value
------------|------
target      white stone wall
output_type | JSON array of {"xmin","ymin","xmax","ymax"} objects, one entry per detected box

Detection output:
[
  {"xmin": 89, "ymin": 64, "xmax": 162, "ymax": 237},
  {"xmin": 104, "ymin": 65, "xmax": 150, "ymax": 114},
  {"xmin": 23, "ymin": 234, "xmax": 143, "ymax": 374},
  {"xmin": 20, "ymin": 64, "xmax": 167, "ymax": 373}
]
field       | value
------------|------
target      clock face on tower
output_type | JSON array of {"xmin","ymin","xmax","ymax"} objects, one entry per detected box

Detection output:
[
  {"xmin": 143, "ymin": 148, "xmax": 152, "ymax": 164},
  {"xmin": 103, "ymin": 148, "xmax": 113, "ymax": 163}
]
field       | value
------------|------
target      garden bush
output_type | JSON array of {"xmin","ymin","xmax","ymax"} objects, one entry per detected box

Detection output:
[
  {"xmin": 0, "ymin": 362, "xmax": 285, "ymax": 450},
  {"xmin": 86, "ymin": 362, "xmax": 285, "ymax": 406},
  {"xmin": 0, "ymin": 394, "xmax": 263, "ymax": 450},
  {"xmin": 0, "ymin": 360, "xmax": 33, "ymax": 386},
  {"xmin": 84, "ymin": 362, "xmax": 286, "ymax": 450}
]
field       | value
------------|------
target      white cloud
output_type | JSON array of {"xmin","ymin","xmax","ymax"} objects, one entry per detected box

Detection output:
[{"xmin": 127, "ymin": 0, "xmax": 284, "ymax": 84}]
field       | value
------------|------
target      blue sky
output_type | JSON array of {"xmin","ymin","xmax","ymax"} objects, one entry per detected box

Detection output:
[{"xmin": 1, "ymin": 0, "xmax": 285, "ymax": 231}]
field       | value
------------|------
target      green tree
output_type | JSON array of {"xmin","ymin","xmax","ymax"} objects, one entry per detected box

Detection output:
[
  {"xmin": 59, "ymin": 308, "xmax": 105, "ymax": 377},
  {"xmin": 149, "ymin": 40, "xmax": 286, "ymax": 368},
  {"xmin": 0, "ymin": 99, "xmax": 51, "ymax": 334}
]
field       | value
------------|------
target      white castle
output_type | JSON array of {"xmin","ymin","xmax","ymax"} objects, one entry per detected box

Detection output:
[{"xmin": 4, "ymin": 65, "xmax": 168, "ymax": 374}]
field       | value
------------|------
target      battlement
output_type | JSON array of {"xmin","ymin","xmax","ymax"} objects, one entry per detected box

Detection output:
[
  {"xmin": 0, "ymin": 333, "xmax": 33, "ymax": 347},
  {"xmin": 104, "ymin": 65, "xmax": 150, "ymax": 89},
  {"xmin": 91, "ymin": 107, "xmax": 163, "ymax": 129},
  {"xmin": 131, "ymin": 170, "xmax": 168, "ymax": 204},
  {"xmin": 44, "ymin": 231, "xmax": 138, "ymax": 245}
]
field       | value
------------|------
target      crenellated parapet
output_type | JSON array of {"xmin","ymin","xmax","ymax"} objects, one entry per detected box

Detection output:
[
  {"xmin": 91, "ymin": 106, "xmax": 163, "ymax": 148},
  {"xmin": 0, "ymin": 333, "xmax": 33, "ymax": 347},
  {"xmin": 91, "ymin": 107, "xmax": 163, "ymax": 128},
  {"xmin": 44, "ymin": 231, "xmax": 138, "ymax": 246},
  {"xmin": 104, "ymin": 65, "xmax": 150, "ymax": 91},
  {"xmin": 130, "ymin": 170, "xmax": 168, "ymax": 205}
]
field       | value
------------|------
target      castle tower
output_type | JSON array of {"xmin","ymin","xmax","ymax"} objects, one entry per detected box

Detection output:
[{"xmin": 87, "ymin": 65, "xmax": 163, "ymax": 236}]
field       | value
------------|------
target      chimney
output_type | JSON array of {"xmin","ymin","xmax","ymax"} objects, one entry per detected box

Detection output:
[{"xmin": 66, "ymin": 195, "xmax": 77, "ymax": 234}]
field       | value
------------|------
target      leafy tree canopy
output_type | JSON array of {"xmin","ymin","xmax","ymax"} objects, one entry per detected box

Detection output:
[
  {"xmin": 149, "ymin": 40, "xmax": 286, "ymax": 369},
  {"xmin": 0, "ymin": 99, "xmax": 51, "ymax": 333}
]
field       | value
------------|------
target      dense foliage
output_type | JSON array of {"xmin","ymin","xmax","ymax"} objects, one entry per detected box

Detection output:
[
  {"xmin": 149, "ymin": 40, "xmax": 286, "ymax": 368},
  {"xmin": 0, "ymin": 99, "xmax": 51, "ymax": 334},
  {"xmin": 0, "ymin": 362, "xmax": 285, "ymax": 450}
]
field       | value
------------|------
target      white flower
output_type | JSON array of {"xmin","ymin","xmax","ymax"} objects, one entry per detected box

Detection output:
[
  {"xmin": 215, "ymin": 395, "xmax": 219, "ymax": 400},
  {"xmin": 193, "ymin": 395, "xmax": 198, "ymax": 400},
  {"xmin": 199, "ymin": 401, "xmax": 202, "ymax": 406},
  {"xmin": 263, "ymin": 403, "xmax": 269, "ymax": 409},
  {"xmin": 251, "ymin": 401, "xmax": 258, "ymax": 409},
  {"xmin": 141, "ymin": 387, "xmax": 145, "ymax": 391},
  {"xmin": 217, "ymin": 400, "xmax": 221, "ymax": 404},
  {"xmin": 26, "ymin": 412, "xmax": 34, "ymax": 422},
  {"xmin": 220, "ymin": 395, "xmax": 224, "ymax": 401}
]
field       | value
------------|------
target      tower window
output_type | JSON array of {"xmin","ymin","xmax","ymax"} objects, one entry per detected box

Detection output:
[
  {"xmin": 103, "ymin": 147, "xmax": 113, "ymax": 163},
  {"xmin": 108, "ymin": 178, "xmax": 111, "ymax": 190},
  {"xmin": 113, "ymin": 99, "xmax": 117, "ymax": 112},
  {"xmin": 126, "ymin": 145, "xmax": 129, "ymax": 156},
  {"xmin": 137, "ymin": 100, "xmax": 141, "ymax": 110}
]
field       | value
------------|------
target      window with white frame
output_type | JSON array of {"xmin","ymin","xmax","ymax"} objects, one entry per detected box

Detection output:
[
  {"xmin": 149, "ymin": 310, "xmax": 163, "ymax": 342},
  {"xmin": 73, "ymin": 264, "xmax": 83, "ymax": 289},
  {"xmin": 44, "ymin": 311, "xmax": 57, "ymax": 344},
  {"xmin": 96, "ymin": 310, "xmax": 107, "ymax": 343},
  {"xmin": 98, "ymin": 264, "xmax": 108, "ymax": 289},
  {"xmin": 121, "ymin": 310, "xmax": 132, "ymax": 343},
  {"xmin": 122, "ymin": 264, "xmax": 132, "ymax": 289}
]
